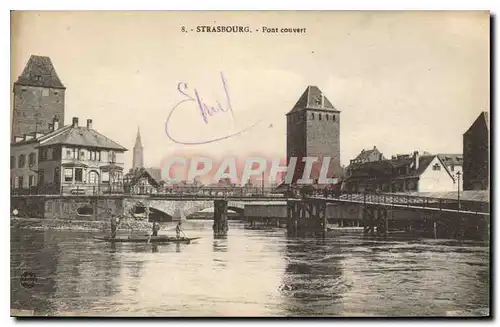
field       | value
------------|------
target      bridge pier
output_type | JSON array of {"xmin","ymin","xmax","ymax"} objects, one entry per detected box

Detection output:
[
  {"xmin": 363, "ymin": 205, "xmax": 388, "ymax": 236},
  {"xmin": 286, "ymin": 200, "xmax": 327, "ymax": 236},
  {"xmin": 213, "ymin": 200, "xmax": 228, "ymax": 238}
]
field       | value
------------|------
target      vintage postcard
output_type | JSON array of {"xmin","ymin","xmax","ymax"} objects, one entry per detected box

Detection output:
[{"xmin": 10, "ymin": 11, "xmax": 490, "ymax": 317}]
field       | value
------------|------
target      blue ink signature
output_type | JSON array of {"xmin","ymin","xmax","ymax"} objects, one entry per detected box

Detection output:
[{"xmin": 165, "ymin": 72, "xmax": 261, "ymax": 145}]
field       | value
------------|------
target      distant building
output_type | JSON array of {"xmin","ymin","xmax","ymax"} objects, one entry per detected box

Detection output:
[
  {"xmin": 146, "ymin": 167, "xmax": 162, "ymax": 181},
  {"xmin": 11, "ymin": 117, "xmax": 127, "ymax": 195},
  {"xmin": 463, "ymin": 112, "xmax": 489, "ymax": 190},
  {"xmin": 437, "ymin": 153, "xmax": 463, "ymax": 190},
  {"xmin": 350, "ymin": 146, "xmax": 385, "ymax": 165},
  {"xmin": 12, "ymin": 55, "xmax": 66, "ymax": 142},
  {"xmin": 344, "ymin": 151, "xmax": 456, "ymax": 193},
  {"xmin": 286, "ymin": 86, "xmax": 342, "ymax": 184},
  {"xmin": 132, "ymin": 127, "xmax": 144, "ymax": 169},
  {"xmin": 124, "ymin": 167, "xmax": 160, "ymax": 194}
]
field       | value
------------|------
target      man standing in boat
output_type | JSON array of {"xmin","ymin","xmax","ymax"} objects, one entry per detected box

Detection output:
[
  {"xmin": 176, "ymin": 222, "xmax": 183, "ymax": 239},
  {"xmin": 152, "ymin": 221, "xmax": 160, "ymax": 237},
  {"xmin": 110, "ymin": 215, "xmax": 118, "ymax": 239}
]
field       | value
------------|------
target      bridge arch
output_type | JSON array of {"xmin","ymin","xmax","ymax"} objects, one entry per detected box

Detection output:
[{"xmin": 123, "ymin": 197, "xmax": 246, "ymax": 222}]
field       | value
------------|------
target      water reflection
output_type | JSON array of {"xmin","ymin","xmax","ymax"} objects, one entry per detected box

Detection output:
[
  {"xmin": 11, "ymin": 228, "xmax": 59, "ymax": 315},
  {"xmin": 213, "ymin": 239, "xmax": 228, "ymax": 252},
  {"xmin": 10, "ymin": 222, "xmax": 489, "ymax": 317},
  {"xmin": 280, "ymin": 237, "xmax": 345, "ymax": 316}
]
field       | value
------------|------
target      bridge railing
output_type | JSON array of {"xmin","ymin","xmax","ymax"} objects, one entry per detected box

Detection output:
[
  {"xmin": 313, "ymin": 191, "xmax": 490, "ymax": 214},
  {"xmin": 137, "ymin": 186, "xmax": 286, "ymax": 198}
]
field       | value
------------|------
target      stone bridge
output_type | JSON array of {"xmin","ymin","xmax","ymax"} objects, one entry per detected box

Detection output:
[{"xmin": 123, "ymin": 196, "xmax": 245, "ymax": 221}]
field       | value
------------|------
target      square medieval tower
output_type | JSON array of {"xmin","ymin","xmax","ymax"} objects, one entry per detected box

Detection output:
[
  {"xmin": 11, "ymin": 55, "xmax": 66, "ymax": 142},
  {"xmin": 286, "ymin": 86, "xmax": 341, "ymax": 184}
]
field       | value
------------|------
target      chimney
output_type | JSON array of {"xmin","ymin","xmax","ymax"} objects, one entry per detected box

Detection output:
[
  {"xmin": 48, "ymin": 123, "xmax": 54, "ymax": 132},
  {"xmin": 72, "ymin": 117, "xmax": 79, "ymax": 127},
  {"xmin": 53, "ymin": 117, "xmax": 60, "ymax": 130},
  {"xmin": 87, "ymin": 119, "xmax": 93, "ymax": 129},
  {"xmin": 379, "ymin": 153, "xmax": 383, "ymax": 161},
  {"xmin": 413, "ymin": 151, "xmax": 419, "ymax": 170}
]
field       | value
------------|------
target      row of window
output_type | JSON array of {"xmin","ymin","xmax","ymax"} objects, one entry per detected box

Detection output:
[
  {"xmin": 19, "ymin": 86, "xmax": 60, "ymax": 96},
  {"xmin": 290, "ymin": 112, "xmax": 337, "ymax": 123},
  {"xmin": 63, "ymin": 148, "xmax": 115, "ymax": 162},
  {"xmin": 11, "ymin": 153, "xmax": 36, "ymax": 169},
  {"xmin": 11, "ymin": 175, "xmax": 36, "ymax": 188},
  {"xmin": 11, "ymin": 149, "xmax": 118, "ymax": 168},
  {"xmin": 12, "ymin": 169, "xmax": 118, "ymax": 189}
]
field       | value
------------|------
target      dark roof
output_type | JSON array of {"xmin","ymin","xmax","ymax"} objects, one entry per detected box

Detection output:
[
  {"xmin": 12, "ymin": 124, "xmax": 72, "ymax": 146},
  {"xmin": 437, "ymin": 153, "xmax": 463, "ymax": 166},
  {"xmin": 38, "ymin": 125, "xmax": 127, "ymax": 151},
  {"xmin": 465, "ymin": 111, "xmax": 489, "ymax": 135},
  {"xmin": 287, "ymin": 86, "xmax": 339, "ymax": 115},
  {"xmin": 347, "ymin": 155, "xmax": 450, "ymax": 180},
  {"xmin": 353, "ymin": 147, "xmax": 385, "ymax": 162},
  {"xmin": 15, "ymin": 55, "xmax": 65, "ymax": 89},
  {"xmin": 124, "ymin": 168, "xmax": 160, "ymax": 187}
]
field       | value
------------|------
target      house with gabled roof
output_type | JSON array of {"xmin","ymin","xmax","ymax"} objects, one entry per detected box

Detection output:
[
  {"xmin": 437, "ymin": 153, "xmax": 463, "ymax": 190},
  {"xmin": 11, "ymin": 116, "xmax": 127, "ymax": 195},
  {"xmin": 123, "ymin": 167, "xmax": 161, "ymax": 195},
  {"xmin": 348, "ymin": 146, "xmax": 386, "ymax": 167},
  {"xmin": 344, "ymin": 151, "xmax": 457, "ymax": 193}
]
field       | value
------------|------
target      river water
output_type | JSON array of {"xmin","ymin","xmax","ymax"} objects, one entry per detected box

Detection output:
[{"xmin": 11, "ymin": 220, "xmax": 490, "ymax": 317}]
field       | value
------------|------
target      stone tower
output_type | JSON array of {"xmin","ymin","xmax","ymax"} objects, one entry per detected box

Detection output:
[
  {"xmin": 12, "ymin": 55, "xmax": 65, "ymax": 142},
  {"xmin": 132, "ymin": 127, "xmax": 144, "ymax": 169},
  {"xmin": 286, "ymin": 86, "xmax": 341, "ymax": 183}
]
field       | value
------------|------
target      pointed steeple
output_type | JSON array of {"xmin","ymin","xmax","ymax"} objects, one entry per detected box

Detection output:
[
  {"xmin": 134, "ymin": 127, "xmax": 143, "ymax": 148},
  {"xmin": 132, "ymin": 126, "xmax": 144, "ymax": 169}
]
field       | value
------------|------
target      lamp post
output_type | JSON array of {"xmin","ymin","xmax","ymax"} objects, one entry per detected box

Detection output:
[{"xmin": 456, "ymin": 171, "xmax": 461, "ymax": 211}]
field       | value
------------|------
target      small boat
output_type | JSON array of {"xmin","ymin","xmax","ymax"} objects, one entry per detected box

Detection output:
[
  {"xmin": 93, "ymin": 235, "xmax": 200, "ymax": 244},
  {"xmin": 244, "ymin": 225, "xmax": 276, "ymax": 230}
]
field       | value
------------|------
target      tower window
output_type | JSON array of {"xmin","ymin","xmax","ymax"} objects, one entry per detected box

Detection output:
[
  {"xmin": 332, "ymin": 115, "xmax": 336, "ymax": 122},
  {"xmin": 311, "ymin": 113, "xmax": 315, "ymax": 120},
  {"xmin": 319, "ymin": 113, "xmax": 322, "ymax": 120},
  {"xmin": 326, "ymin": 114, "xmax": 329, "ymax": 121}
]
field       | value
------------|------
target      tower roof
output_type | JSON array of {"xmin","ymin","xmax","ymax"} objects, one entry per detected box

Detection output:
[
  {"xmin": 15, "ymin": 55, "xmax": 65, "ymax": 89},
  {"xmin": 464, "ymin": 111, "xmax": 489, "ymax": 135},
  {"xmin": 287, "ymin": 85, "xmax": 339, "ymax": 115},
  {"xmin": 134, "ymin": 127, "xmax": 143, "ymax": 148}
]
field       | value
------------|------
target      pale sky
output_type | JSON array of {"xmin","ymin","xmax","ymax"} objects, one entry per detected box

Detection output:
[{"xmin": 11, "ymin": 11, "xmax": 490, "ymax": 172}]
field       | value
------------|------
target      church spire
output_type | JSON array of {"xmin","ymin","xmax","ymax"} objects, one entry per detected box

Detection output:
[
  {"xmin": 132, "ymin": 126, "xmax": 144, "ymax": 169},
  {"xmin": 134, "ymin": 127, "xmax": 143, "ymax": 148}
]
